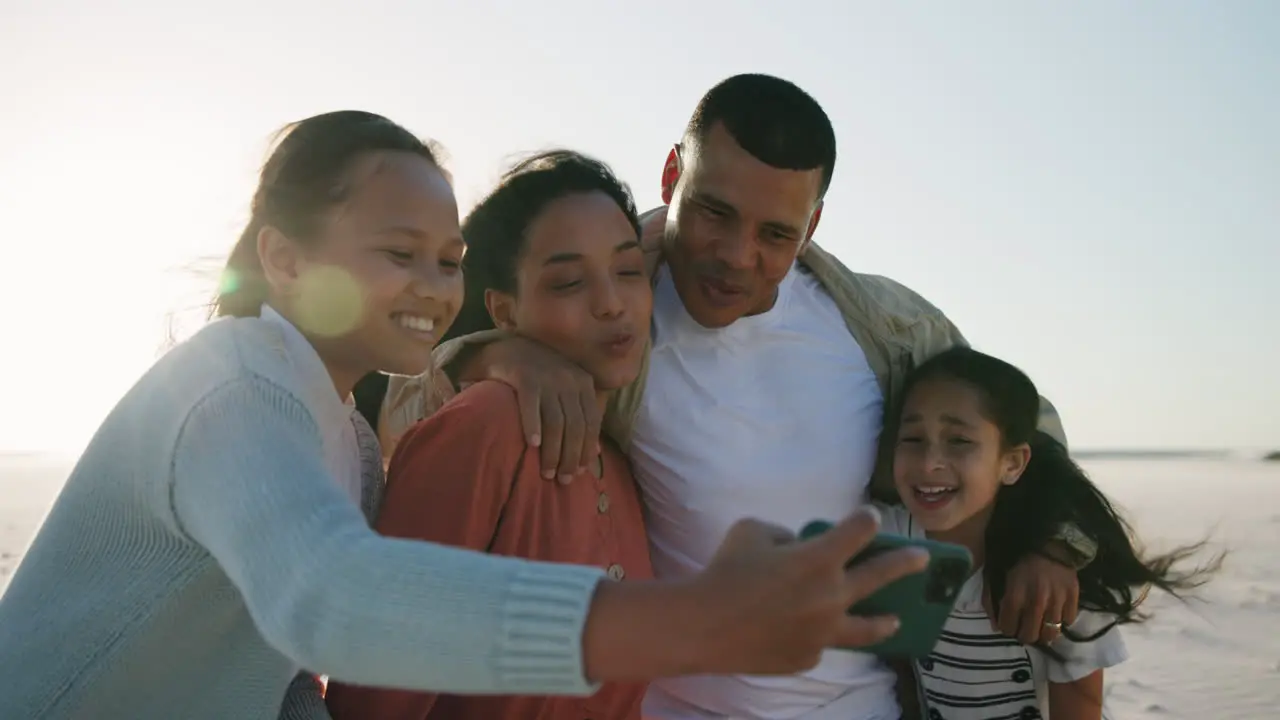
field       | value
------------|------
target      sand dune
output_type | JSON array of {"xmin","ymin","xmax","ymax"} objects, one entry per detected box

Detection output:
[{"xmin": 2, "ymin": 454, "xmax": 1276, "ymax": 718}]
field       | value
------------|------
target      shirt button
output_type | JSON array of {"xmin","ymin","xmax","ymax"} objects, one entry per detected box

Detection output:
[
  {"xmin": 597, "ymin": 492, "xmax": 610, "ymax": 513},
  {"xmin": 606, "ymin": 563, "xmax": 626, "ymax": 581}
]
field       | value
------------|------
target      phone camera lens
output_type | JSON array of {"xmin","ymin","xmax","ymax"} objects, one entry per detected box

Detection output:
[{"xmin": 925, "ymin": 558, "xmax": 969, "ymax": 603}]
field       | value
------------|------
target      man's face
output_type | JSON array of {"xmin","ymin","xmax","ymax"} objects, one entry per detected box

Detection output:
[{"xmin": 662, "ymin": 122, "xmax": 824, "ymax": 328}]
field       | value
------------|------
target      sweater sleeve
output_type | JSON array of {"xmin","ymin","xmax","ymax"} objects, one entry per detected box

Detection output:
[
  {"xmin": 170, "ymin": 377, "xmax": 604, "ymax": 696},
  {"xmin": 325, "ymin": 384, "xmax": 525, "ymax": 720},
  {"xmin": 277, "ymin": 672, "xmax": 331, "ymax": 720}
]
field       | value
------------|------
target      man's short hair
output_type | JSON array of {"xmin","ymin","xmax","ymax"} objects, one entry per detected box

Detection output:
[{"xmin": 684, "ymin": 73, "xmax": 837, "ymax": 197}]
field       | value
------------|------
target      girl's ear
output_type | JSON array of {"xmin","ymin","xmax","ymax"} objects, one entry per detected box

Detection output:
[
  {"xmin": 257, "ymin": 224, "xmax": 303, "ymax": 295},
  {"xmin": 484, "ymin": 289, "xmax": 517, "ymax": 332},
  {"xmin": 1001, "ymin": 443, "xmax": 1032, "ymax": 485}
]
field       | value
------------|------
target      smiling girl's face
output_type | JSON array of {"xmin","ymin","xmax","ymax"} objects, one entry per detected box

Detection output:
[
  {"xmin": 892, "ymin": 376, "xmax": 1030, "ymax": 546},
  {"xmin": 267, "ymin": 150, "xmax": 464, "ymax": 390}
]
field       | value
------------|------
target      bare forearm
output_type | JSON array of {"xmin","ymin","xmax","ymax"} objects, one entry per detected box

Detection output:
[
  {"xmin": 451, "ymin": 340, "xmax": 498, "ymax": 385},
  {"xmin": 431, "ymin": 329, "xmax": 513, "ymax": 385},
  {"xmin": 1048, "ymin": 670, "xmax": 1104, "ymax": 720},
  {"xmin": 581, "ymin": 579, "xmax": 706, "ymax": 683}
]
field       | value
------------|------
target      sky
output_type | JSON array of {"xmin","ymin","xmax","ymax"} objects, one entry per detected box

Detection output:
[{"xmin": 0, "ymin": 0, "xmax": 1276, "ymax": 454}]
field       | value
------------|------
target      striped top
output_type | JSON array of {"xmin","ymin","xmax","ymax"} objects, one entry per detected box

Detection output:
[{"xmin": 876, "ymin": 505, "xmax": 1128, "ymax": 719}]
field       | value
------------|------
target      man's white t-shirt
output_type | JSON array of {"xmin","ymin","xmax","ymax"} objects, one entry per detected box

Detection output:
[
  {"xmin": 876, "ymin": 504, "xmax": 1129, "ymax": 720},
  {"xmin": 632, "ymin": 263, "xmax": 898, "ymax": 720}
]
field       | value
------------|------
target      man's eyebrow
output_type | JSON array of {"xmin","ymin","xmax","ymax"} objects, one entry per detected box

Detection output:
[
  {"xmin": 690, "ymin": 192, "xmax": 802, "ymax": 237},
  {"xmin": 762, "ymin": 220, "xmax": 803, "ymax": 238},
  {"xmin": 689, "ymin": 191, "xmax": 736, "ymax": 213}
]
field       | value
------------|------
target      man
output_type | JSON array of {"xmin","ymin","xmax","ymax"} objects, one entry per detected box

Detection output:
[{"xmin": 377, "ymin": 74, "xmax": 1094, "ymax": 719}]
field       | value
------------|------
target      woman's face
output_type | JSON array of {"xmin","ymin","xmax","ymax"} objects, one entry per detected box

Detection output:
[
  {"xmin": 280, "ymin": 150, "xmax": 464, "ymax": 386},
  {"xmin": 490, "ymin": 191, "xmax": 651, "ymax": 392}
]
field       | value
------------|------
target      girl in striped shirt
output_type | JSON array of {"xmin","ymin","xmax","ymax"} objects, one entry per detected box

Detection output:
[{"xmin": 879, "ymin": 347, "xmax": 1221, "ymax": 720}]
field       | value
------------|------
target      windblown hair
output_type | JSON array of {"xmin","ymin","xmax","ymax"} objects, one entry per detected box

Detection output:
[{"xmin": 900, "ymin": 347, "xmax": 1224, "ymax": 638}]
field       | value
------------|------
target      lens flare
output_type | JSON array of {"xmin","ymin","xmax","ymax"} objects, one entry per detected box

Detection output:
[
  {"xmin": 217, "ymin": 269, "xmax": 241, "ymax": 294},
  {"xmin": 293, "ymin": 265, "xmax": 364, "ymax": 337}
]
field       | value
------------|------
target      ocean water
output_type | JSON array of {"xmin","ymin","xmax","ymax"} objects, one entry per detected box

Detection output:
[{"xmin": 3, "ymin": 454, "xmax": 1278, "ymax": 717}]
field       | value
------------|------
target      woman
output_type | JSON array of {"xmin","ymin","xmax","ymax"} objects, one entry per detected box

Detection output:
[
  {"xmin": 327, "ymin": 150, "xmax": 655, "ymax": 719},
  {"xmin": 0, "ymin": 111, "xmax": 922, "ymax": 720}
]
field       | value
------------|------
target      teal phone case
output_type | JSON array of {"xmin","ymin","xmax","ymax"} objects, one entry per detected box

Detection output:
[{"xmin": 799, "ymin": 520, "xmax": 973, "ymax": 658}]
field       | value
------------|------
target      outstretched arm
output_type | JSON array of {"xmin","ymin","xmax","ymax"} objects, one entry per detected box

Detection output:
[
  {"xmin": 167, "ymin": 377, "xmax": 930, "ymax": 700},
  {"xmin": 171, "ymin": 378, "xmax": 606, "ymax": 694}
]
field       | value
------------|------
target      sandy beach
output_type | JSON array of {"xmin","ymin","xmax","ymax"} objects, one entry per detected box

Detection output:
[{"xmin": 2, "ymin": 453, "xmax": 1277, "ymax": 718}]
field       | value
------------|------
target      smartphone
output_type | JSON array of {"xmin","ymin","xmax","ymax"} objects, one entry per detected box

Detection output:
[{"xmin": 799, "ymin": 520, "xmax": 973, "ymax": 658}]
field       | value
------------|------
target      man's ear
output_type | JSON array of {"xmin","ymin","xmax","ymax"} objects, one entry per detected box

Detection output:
[
  {"xmin": 660, "ymin": 145, "xmax": 682, "ymax": 205},
  {"xmin": 807, "ymin": 202, "xmax": 824, "ymax": 240},
  {"xmin": 257, "ymin": 225, "xmax": 302, "ymax": 296},
  {"xmin": 797, "ymin": 202, "xmax": 823, "ymax": 256},
  {"xmin": 484, "ymin": 289, "xmax": 517, "ymax": 332}
]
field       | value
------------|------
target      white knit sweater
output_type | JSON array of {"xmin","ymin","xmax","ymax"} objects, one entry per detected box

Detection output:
[{"xmin": 0, "ymin": 315, "xmax": 604, "ymax": 719}]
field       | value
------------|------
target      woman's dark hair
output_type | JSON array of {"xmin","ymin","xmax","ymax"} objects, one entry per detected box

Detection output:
[
  {"xmin": 900, "ymin": 347, "xmax": 1223, "ymax": 639},
  {"xmin": 212, "ymin": 110, "xmax": 444, "ymax": 318},
  {"xmin": 440, "ymin": 149, "xmax": 640, "ymax": 344}
]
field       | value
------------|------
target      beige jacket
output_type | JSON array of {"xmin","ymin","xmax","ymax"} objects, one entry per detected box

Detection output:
[{"xmin": 379, "ymin": 207, "xmax": 1092, "ymax": 563}]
